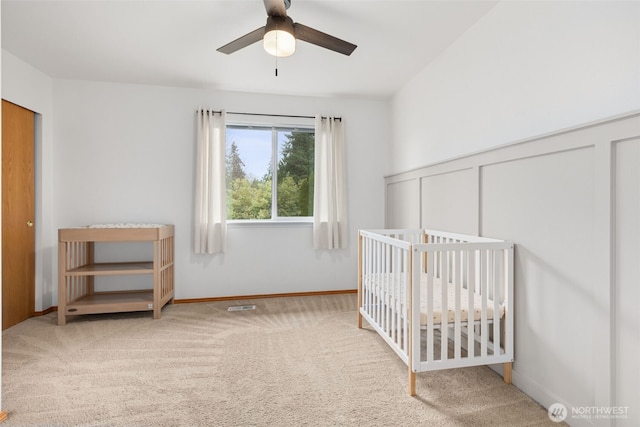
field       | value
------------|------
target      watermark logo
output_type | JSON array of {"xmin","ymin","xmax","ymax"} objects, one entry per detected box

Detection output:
[
  {"xmin": 548, "ymin": 403, "xmax": 567, "ymax": 423},
  {"xmin": 549, "ymin": 403, "xmax": 630, "ymax": 423}
]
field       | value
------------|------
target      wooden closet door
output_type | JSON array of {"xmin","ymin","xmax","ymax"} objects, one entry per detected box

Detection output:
[{"xmin": 2, "ymin": 100, "xmax": 35, "ymax": 330}]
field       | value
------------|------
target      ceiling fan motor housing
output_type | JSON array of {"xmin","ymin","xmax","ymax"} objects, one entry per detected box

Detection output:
[{"xmin": 265, "ymin": 15, "xmax": 295, "ymax": 34}]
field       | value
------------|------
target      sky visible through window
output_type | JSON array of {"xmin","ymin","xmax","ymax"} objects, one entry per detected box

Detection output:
[
  {"xmin": 226, "ymin": 127, "xmax": 295, "ymax": 179},
  {"xmin": 226, "ymin": 127, "xmax": 271, "ymax": 180}
]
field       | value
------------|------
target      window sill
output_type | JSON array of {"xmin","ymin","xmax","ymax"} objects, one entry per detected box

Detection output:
[{"xmin": 227, "ymin": 219, "xmax": 313, "ymax": 228}]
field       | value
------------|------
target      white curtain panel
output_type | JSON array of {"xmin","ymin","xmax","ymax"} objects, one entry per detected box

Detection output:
[
  {"xmin": 194, "ymin": 109, "xmax": 227, "ymax": 254},
  {"xmin": 313, "ymin": 115, "xmax": 348, "ymax": 249}
]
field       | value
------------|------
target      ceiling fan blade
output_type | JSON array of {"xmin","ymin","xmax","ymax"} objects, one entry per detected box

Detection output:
[
  {"xmin": 293, "ymin": 23, "xmax": 357, "ymax": 56},
  {"xmin": 263, "ymin": 0, "xmax": 287, "ymax": 17},
  {"xmin": 217, "ymin": 27, "xmax": 266, "ymax": 55}
]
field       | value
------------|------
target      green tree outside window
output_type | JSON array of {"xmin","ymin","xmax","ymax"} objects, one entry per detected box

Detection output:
[{"xmin": 226, "ymin": 126, "xmax": 314, "ymax": 220}]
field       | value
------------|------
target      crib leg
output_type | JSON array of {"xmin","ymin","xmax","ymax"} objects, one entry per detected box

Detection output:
[
  {"xmin": 357, "ymin": 232, "xmax": 363, "ymax": 329},
  {"xmin": 503, "ymin": 362, "xmax": 512, "ymax": 384},
  {"xmin": 409, "ymin": 368, "xmax": 416, "ymax": 396}
]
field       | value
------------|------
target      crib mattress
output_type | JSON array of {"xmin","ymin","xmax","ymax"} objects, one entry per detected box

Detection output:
[
  {"xmin": 418, "ymin": 276, "xmax": 504, "ymax": 326},
  {"xmin": 366, "ymin": 274, "xmax": 505, "ymax": 326}
]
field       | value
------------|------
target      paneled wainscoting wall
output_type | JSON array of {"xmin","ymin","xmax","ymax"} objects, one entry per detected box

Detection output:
[{"xmin": 385, "ymin": 112, "xmax": 640, "ymax": 427}]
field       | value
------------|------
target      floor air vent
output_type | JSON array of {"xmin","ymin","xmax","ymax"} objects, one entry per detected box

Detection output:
[{"xmin": 227, "ymin": 305, "xmax": 256, "ymax": 312}]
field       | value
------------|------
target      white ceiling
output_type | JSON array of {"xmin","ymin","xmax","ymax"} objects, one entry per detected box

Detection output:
[{"xmin": 1, "ymin": 0, "xmax": 498, "ymax": 99}]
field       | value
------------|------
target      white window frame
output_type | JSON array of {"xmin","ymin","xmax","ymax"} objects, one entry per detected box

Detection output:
[{"xmin": 226, "ymin": 115, "xmax": 315, "ymax": 224}]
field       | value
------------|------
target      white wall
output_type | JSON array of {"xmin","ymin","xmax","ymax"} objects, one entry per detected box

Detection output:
[
  {"xmin": 49, "ymin": 79, "xmax": 388, "ymax": 300},
  {"xmin": 388, "ymin": 1, "xmax": 640, "ymax": 426},
  {"xmin": 2, "ymin": 47, "xmax": 388, "ymax": 304},
  {"xmin": 420, "ymin": 168, "xmax": 477, "ymax": 235},
  {"xmin": 390, "ymin": 0, "xmax": 640, "ymax": 174}
]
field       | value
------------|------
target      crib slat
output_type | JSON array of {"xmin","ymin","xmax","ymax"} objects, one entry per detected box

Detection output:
[
  {"xmin": 389, "ymin": 242, "xmax": 394, "ymax": 337},
  {"xmin": 396, "ymin": 246, "xmax": 401, "ymax": 344},
  {"xmin": 440, "ymin": 249, "xmax": 448, "ymax": 362},
  {"xmin": 363, "ymin": 237, "xmax": 369, "ymax": 317},
  {"xmin": 505, "ymin": 244, "xmax": 514, "ymax": 360},
  {"xmin": 369, "ymin": 237, "xmax": 374, "ymax": 319},
  {"xmin": 389, "ymin": 244, "xmax": 394, "ymax": 341},
  {"xmin": 378, "ymin": 240, "xmax": 383, "ymax": 328},
  {"xmin": 372, "ymin": 240, "xmax": 377, "ymax": 324},
  {"xmin": 366, "ymin": 237, "xmax": 372, "ymax": 319},
  {"xmin": 377, "ymin": 239, "xmax": 382, "ymax": 327},
  {"xmin": 405, "ymin": 248, "xmax": 411, "ymax": 353},
  {"xmin": 363, "ymin": 238, "xmax": 374, "ymax": 316},
  {"xmin": 480, "ymin": 249, "xmax": 489, "ymax": 357},
  {"xmin": 426, "ymin": 252, "xmax": 434, "ymax": 363},
  {"xmin": 467, "ymin": 250, "xmax": 475, "ymax": 358},
  {"xmin": 368, "ymin": 237, "xmax": 373, "ymax": 320},
  {"xmin": 396, "ymin": 246, "xmax": 403, "ymax": 347},
  {"xmin": 363, "ymin": 236, "xmax": 369, "ymax": 321},
  {"xmin": 454, "ymin": 250, "xmax": 462, "ymax": 360},
  {"xmin": 493, "ymin": 249, "xmax": 502, "ymax": 355},
  {"xmin": 380, "ymin": 241, "xmax": 385, "ymax": 334},
  {"xmin": 390, "ymin": 247, "xmax": 396, "ymax": 344},
  {"xmin": 389, "ymin": 243, "xmax": 394, "ymax": 339},
  {"xmin": 374, "ymin": 239, "xmax": 379, "ymax": 325},
  {"xmin": 381, "ymin": 241, "xmax": 387, "ymax": 335},
  {"xmin": 378, "ymin": 243, "xmax": 389, "ymax": 332}
]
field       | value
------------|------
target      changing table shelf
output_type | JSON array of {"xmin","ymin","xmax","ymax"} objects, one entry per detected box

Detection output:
[
  {"xmin": 63, "ymin": 290, "xmax": 155, "ymax": 316},
  {"xmin": 58, "ymin": 224, "xmax": 175, "ymax": 325},
  {"xmin": 66, "ymin": 262, "xmax": 154, "ymax": 276}
]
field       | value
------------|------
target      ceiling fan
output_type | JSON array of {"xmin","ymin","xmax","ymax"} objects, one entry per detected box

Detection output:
[{"xmin": 217, "ymin": 0, "xmax": 357, "ymax": 57}]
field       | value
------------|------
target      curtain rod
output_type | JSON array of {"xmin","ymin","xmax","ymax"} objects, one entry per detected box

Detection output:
[{"xmin": 199, "ymin": 110, "xmax": 341, "ymax": 121}]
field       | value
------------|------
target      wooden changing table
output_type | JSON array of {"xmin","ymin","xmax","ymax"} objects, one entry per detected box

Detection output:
[{"xmin": 58, "ymin": 224, "xmax": 174, "ymax": 325}]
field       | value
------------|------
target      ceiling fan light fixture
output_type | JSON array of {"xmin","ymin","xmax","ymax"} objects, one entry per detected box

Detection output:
[
  {"xmin": 263, "ymin": 16, "xmax": 296, "ymax": 57},
  {"xmin": 217, "ymin": 1, "xmax": 356, "ymax": 57}
]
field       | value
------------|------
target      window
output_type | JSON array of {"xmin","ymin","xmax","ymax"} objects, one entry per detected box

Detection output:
[{"xmin": 226, "ymin": 124, "xmax": 315, "ymax": 221}]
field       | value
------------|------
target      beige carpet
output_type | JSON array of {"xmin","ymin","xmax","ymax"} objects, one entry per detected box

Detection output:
[{"xmin": 2, "ymin": 294, "xmax": 557, "ymax": 426}]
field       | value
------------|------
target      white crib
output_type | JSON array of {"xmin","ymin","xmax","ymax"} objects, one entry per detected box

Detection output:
[{"xmin": 357, "ymin": 229, "xmax": 514, "ymax": 396}]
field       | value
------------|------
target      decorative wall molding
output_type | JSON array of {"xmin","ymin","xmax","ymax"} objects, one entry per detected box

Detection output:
[{"xmin": 385, "ymin": 111, "xmax": 640, "ymax": 427}]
